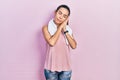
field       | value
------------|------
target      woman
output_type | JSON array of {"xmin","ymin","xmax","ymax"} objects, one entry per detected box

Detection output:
[{"xmin": 42, "ymin": 4, "xmax": 77, "ymax": 80}]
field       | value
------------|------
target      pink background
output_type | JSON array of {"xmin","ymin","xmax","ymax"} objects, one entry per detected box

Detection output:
[{"xmin": 0, "ymin": 0, "xmax": 120, "ymax": 80}]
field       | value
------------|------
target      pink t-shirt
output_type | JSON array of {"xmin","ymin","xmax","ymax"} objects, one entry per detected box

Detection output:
[{"xmin": 44, "ymin": 32, "xmax": 72, "ymax": 72}]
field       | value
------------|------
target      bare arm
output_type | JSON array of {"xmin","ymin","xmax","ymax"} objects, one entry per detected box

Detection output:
[
  {"xmin": 42, "ymin": 25, "xmax": 62, "ymax": 46},
  {"xmin": 62, "ymin": 18, "xmax": 77, "ymax": 49},
  {"xmin": 65, "ymin": 33, "xmax": 77, "ymax": 49},
  {"xmin": 42, "ymin": 18, "xmax": 69, "ymax": 46}
]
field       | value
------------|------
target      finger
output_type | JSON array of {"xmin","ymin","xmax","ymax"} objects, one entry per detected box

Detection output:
[
  {"xmin": 65, "ymin": 17, "xmax": 69, "ymax": 23},
  {"xmin": 67, "ymin": 16, "xmax": 69, "ymax": 20},
  {"xmin": 66, "ymin": 17, "xmax": 69, "ymax": 21}
]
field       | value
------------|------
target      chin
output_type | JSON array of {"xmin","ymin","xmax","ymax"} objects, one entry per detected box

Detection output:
[
  {"xmin": 55, "ymin": 21, "xmax": 61, "ymax": 25},
  {"xmin": 54, "ymin": 19, "xmax": 62, "ymax": 25}
]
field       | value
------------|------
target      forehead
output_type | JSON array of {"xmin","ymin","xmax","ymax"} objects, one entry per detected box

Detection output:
[{"xmin": 58, "ymin": 7, "xmax": 69, "ymax": 15}]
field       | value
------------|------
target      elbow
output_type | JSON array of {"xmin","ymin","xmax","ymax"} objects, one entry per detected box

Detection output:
[
  {"xmin": 71, "ymin": 45, "xmax": 77, "ymax": 49},
  {"xmin": 49, "ymin": 43, "xmax": 54, "ymax": 47},
  {"xmin": 48, "ymin": 41, "xmax": 55, "ymax": 47},
  {"xmin": 71, "ymin": 42, "xmax": 77, "ymax": 49}
]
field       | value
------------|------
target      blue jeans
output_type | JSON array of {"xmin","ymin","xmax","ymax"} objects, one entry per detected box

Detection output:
[{"xmin": 44, "ymin": 69, "xmax": 72, "ymax": 80}]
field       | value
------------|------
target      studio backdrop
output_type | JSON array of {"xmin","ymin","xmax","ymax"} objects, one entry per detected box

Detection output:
[{"xmin": 0, "ymin": 0, "xmax": 120, "ymax": 80}]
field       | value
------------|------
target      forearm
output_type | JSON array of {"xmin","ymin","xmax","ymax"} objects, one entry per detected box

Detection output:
[
  {"xmin": 65, "ymin": 33, "xmax": 77, "ymax": 49},
  {"xmin": 49, "ymin": 27, "xmax": 62, "ymax": 46}
]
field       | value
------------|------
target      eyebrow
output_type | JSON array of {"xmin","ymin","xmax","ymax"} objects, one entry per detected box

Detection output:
[{"xmin": 59, "ymin": 10, "xmax": 68, "ymax": 16}]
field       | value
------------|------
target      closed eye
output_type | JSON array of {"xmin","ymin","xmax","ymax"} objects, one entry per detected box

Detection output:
[{"xmin": 58, "ymin": 11, "xmax": 62, "ymax": 15}]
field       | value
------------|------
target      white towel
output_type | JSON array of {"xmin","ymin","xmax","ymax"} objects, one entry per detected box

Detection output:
[{"xmin": 48, "ymin": 18, "xmax": 73, "ymax": 45}]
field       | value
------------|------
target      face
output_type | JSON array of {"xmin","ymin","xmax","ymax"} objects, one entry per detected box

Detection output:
[{"xmin": 54, "ymin": 7, "xmax": 69, "ymax": 25}]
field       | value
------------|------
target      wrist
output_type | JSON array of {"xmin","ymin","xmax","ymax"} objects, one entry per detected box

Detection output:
[
  {"xmin": 58, "ymin": 26, "xmax": 63, "ymax": 31},
  {"xmin": 64, "ymin": 30, "xmax": 69, "ymax": 34},
  {"xmin": 63, "ymin": 27, "xmax": 66, "ymax": 31}
]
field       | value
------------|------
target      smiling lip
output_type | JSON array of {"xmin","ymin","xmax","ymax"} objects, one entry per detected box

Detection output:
[{"xmin": 57, "ymin": 18, "xmax": 61, "ymax": 22}]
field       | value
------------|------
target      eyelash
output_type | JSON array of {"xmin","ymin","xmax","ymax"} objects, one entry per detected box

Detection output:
[
  {"xmin": 58, "ymin": 11, "xmax": 67, "ymax": 18},
  {"xmin": 58, "ymin": 12, "xmax": 62, "ymax": 15},
  {"xmin": 63, "ymin": 14, "xmax": 67, "ymax": 18}
]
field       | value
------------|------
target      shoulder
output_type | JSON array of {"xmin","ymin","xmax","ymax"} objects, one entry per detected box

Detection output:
[{"xmin": 42, "ymin": 24, "xmax": 48, "ymax": 31}]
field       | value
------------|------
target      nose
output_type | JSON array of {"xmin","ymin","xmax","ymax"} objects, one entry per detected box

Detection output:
[{"xmin": 59, "ymin": 15, "xmax": 63, "ymax": 19}]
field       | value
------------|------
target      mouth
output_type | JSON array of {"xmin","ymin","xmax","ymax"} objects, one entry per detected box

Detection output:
[{"xmin": 56, "ymin": 18, "xmax": 62, "ymax": 23}]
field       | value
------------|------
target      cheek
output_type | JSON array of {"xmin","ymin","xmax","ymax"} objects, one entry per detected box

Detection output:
[
  {"xmin": 61, "ymin": 18, "xmax": 66, "ymax": 22},
  {"xmin": 55, "ymin": 12, "xmax": 59, "ymax": 17},
  {"xmin": 59, "ymin": 18, "xmax": 67, "ymax": 23}
]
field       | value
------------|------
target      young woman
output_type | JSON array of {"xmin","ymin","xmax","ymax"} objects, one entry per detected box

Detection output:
[{"xmin": 42, "ymin": 4, "xmax": 77, "ymax": 80}]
